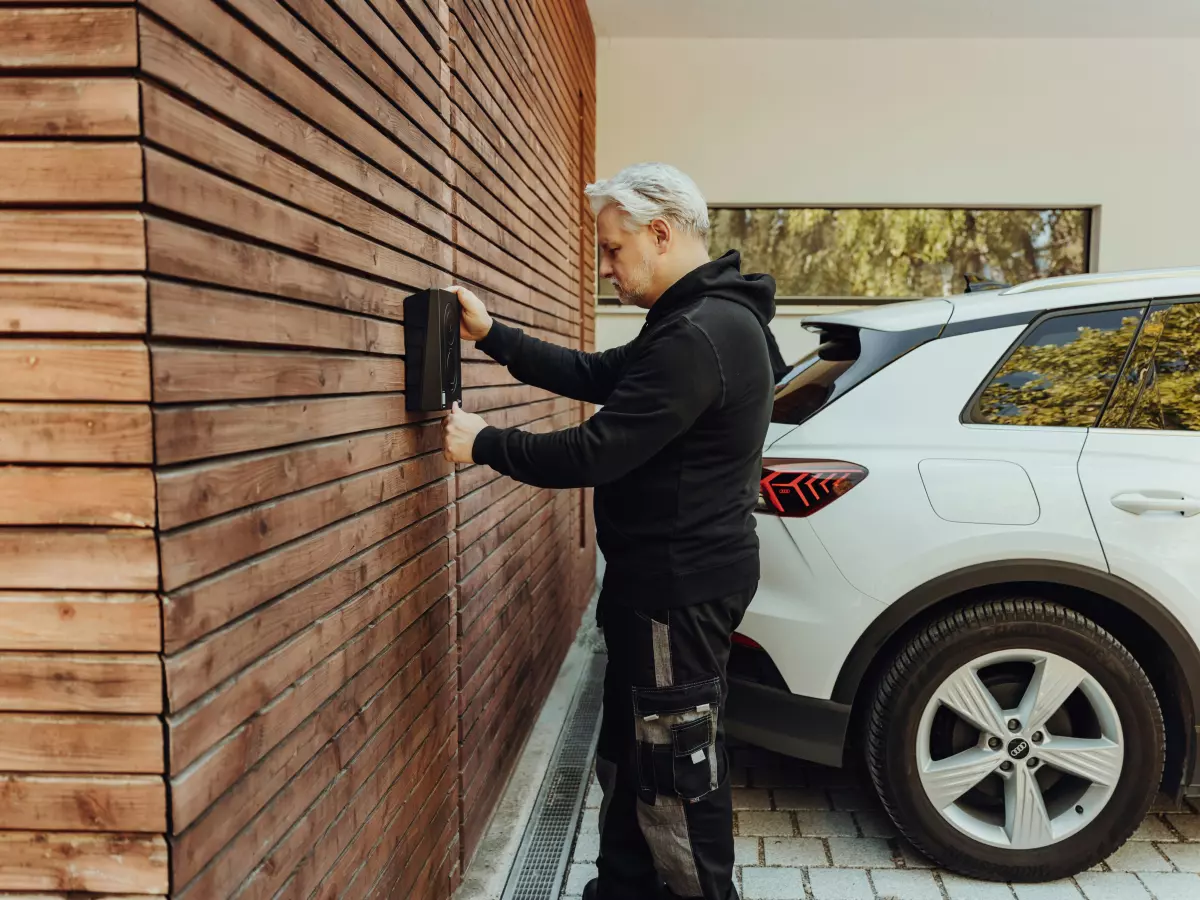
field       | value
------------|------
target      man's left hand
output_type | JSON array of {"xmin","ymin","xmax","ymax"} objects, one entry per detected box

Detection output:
[{"xmin": 443, "ymin": 402, "xmax": 488, "ymax": 463}]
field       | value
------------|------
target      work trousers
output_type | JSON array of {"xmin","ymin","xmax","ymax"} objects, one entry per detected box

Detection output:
[{"xmin": 593, "ymin": 590, "xmax": 752, "ymax": 900}]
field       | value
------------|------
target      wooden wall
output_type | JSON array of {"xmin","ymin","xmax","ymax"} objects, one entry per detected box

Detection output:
[
  {"xmin": 0, "ymin": 2, "xmax": 169, "ymax": 896},
  {"xmin": 0, "ymin": 0, "xmax": 595, "ymax": 897}
]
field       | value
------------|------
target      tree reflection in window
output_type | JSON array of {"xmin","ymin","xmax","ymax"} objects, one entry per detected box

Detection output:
[
  {"xmin": 1126, "ymin": 302, "xmax": 1200, "ymax": 432},
  {"xmin": 597, "ymin": 207, "xmax": 1091, "ymax": 302},
  {"xmin": 975, "ymin": 309, "xmax": 1145, "ymax": 428},
  {"xmin": 708, "ymin": 208, "xmax": 1090, "ymax": 299}
]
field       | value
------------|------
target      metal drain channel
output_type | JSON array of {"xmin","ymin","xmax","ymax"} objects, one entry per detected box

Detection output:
[{"xmin": 501, "ymin": 652, "xmax": 606, "ymax": 900}]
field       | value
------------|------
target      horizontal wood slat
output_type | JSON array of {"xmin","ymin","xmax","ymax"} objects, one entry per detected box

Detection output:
[
  {"xmin": 0, "ymin": 773, "xmax": 166, "ymax": 832},
  {"xmin": 0, "ymin": 528, "xmax": 157, "ymax": 591},
  {"xmin": 149, "ymin": 279, "xmax": 406, "ymax": 355},
  {"xmin": 0, "ymin": 404, "xmax": 153, "ymax": 465},
  {"xmin": 0, "ymin": 143, "xmax": 142, "ymax": 204},
  {"xmin": 0, "ymin": 652, "xmax": 162, "ymax": 714},
  {"xmin": 0, "ymin": 713, "xmax": 164, "ymax": 773},
  {"xmin": 151, "ymin": 346, "xmax": 405, "ymax": 403},
  {"xmin": 0, "ymin": 467, "xmax": 155, "ymax": 526},
  {"xmin": 0, "ymin": 8, "xmax": 138, "ymax": 69},
  {"xmin": 0, "ymin": 831, "xmax": 168, "ymax": 894},
  {"xmin": 0, "ymin": 341, "xmax": 149, "ymax": 402},
  {"xmin": 0, "ymin": 593, "xmax": 159, "ymax": 652},
  {"xmin": 0, "ymin": 77, "xmax": 140, "ymax": 137},
  {"xmin": 0, "ymin": 212, "xmax": 146, "ymax": 272},
  {"xmin": 0, "ymin": 276, "xmax": 146, "ymax": 336}
]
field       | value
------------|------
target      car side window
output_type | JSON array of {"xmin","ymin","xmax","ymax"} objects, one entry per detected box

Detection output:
[
  {"xmin": 971, "ymin": 306, "xmax": 1146, "ymax": 427},
  {"xmin": 1101, "ymin": 299, "xmax": 1200, "ymax": 432}
]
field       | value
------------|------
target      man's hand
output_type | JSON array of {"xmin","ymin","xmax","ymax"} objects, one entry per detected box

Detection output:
[
  {"xmin": 443, "ymin": 402, "xmax": 488, "ymax": 463},
  {"xmin": 447, "ymin": 285, "xmax": 493, "ymax": 342}
]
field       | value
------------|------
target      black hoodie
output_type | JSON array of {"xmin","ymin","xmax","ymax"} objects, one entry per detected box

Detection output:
[{"xmin": 472, "ymin": 251, "xmax": 782, "ymax": 610}]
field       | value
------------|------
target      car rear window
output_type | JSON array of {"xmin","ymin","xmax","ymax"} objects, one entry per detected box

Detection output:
[
  {"xmin": 772, "ymin": 330, "xmax": 860, "ymax": 425},
  {"xmin": 772, "ymin": 324, "xmax": 940, "ymax": 425}
]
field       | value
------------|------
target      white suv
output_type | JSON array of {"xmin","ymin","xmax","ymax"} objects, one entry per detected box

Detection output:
[{"xmin": 727, "ymin": 268, "xmax": 1200, "ymax": 882}]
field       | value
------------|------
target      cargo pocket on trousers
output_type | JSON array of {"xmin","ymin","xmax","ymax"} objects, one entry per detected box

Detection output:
[{"xmin": 632, "ymin": 678, "xmax": 721, "ymax": 803}]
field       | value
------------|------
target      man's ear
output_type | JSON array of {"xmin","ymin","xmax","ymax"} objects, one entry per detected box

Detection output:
[{"xmin": 649, "ymin": 218, "xmax": 672, "ymax": 253}]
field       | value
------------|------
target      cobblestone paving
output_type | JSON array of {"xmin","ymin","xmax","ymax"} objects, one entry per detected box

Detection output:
[{"xmin": 562, "ymin": 748, "xmax": 1200, "ymax": 900}]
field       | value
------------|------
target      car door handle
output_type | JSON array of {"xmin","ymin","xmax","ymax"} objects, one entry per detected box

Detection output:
[{"xmin": 1111, "ymin": 492, "xmax": 1200, "ymax": 517}]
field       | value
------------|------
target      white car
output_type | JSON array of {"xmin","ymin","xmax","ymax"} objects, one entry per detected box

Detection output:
[{"xmin": 727, "ymin": 268, "xmax": 1200, "ymax": 882}]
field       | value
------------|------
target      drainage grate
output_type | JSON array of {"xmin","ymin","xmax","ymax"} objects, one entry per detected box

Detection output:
[{"xmin": 501, "ymin": 652, "xmax": 606, "ymax": 900}]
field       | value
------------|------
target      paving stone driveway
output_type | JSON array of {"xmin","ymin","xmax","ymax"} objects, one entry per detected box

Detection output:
[{"xmin": 562, "ymin": 747, "xmax": 1200, "ymax": 900}]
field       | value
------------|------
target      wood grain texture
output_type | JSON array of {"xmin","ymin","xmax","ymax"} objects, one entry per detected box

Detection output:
[
  {"xmin": 0, "ymin": 713, "xmax": 163, "ymax": 773},
  {"xmin": 0, "ymin": 77, "xmax": 140, "ymax": 137},
  {"xmin": 0, "ymin": 341, "xmax": 149, "ymax": 402},
  {"xmin": 151, "ymin": 346, "xmax": 404, "ymax": 403},
  {"xmin": 0, "ymin": 831, "xmax": 168, "ymax": 894},
  {"xmin": 0, "ymin": 528, "xmax": 157, "ymax": 591},
  {"xmin": 0, "ymin": 592, "xmax": 160, "ymax": 652},
  {"xmin": 0, "ymin": 403, "xmax": 153, "ymax": 464},
  {"xmin": 0, "ymin": 467, "xmax": 155, "ymax": 526},
  {"xmin": 149, "ymin": 280, "xmax": 405, "ymax": 354},
  {"xmin": 0, "ymin": 652, "xmax": 162, "ymax": 714},
  {"xmin": 154, "ymin": 394, "xmax": 432, "ymax": 464},
  {"xmin": 0, "ymin": 212, "xmax": 145, "ymax": 272},
  {"xmin": 161, "ymin": 493, "xmax": 451, "ymax": 651},
  {"xmin": 155, "ymin": 421, "xmax": 442, "ymax": 529},
  {"xmin": 0, "ymin": 143, "xmax": 142, "ymax": 203},
  {"xmin": 0, "ymin": 774, "xmax": 166, "ymax": 832},
  {"xmin": 159, "ymin": 452, "xmax": 446, "ymax": 590},
  {"xmin": 113, "ymin": 0, "xmax": 600, "ymax": 893},
  {"xmin": 0, "ymin": 276, "xmax": 146, "ymax": 335},
  {"xmin": 0, "ymin": 7, "xmax": 138, "ymax": 69}
]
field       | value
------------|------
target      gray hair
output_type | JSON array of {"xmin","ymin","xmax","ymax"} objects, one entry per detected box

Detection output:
[{"xmin": 585, "ymin": 163, "xmax": 709, "ymax": 239}]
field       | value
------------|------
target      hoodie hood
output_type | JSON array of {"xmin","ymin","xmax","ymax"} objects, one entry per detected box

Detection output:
[{"xmin": 647, "ymin": 249, "xmax": 791, "ymax": 383}]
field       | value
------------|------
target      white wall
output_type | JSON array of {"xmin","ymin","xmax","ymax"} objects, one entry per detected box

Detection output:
[
  {"xmin": 596, "ymin": 38, "xmax": 1200, "ymax": 275},
  {"xmin": 597, "ymin": 305, "xmax": 859, "ymax": 363}
]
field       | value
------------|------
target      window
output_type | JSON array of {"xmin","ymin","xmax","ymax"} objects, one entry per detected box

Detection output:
[
  {"xmin": 1102, "ymin": 300, "xmax": 1200, "ymax": 432},
  {"xmin": 772, "ymin": 329, "xmax": 859, "ymax": 425},
  {"xmin": 972, "ymin": 308, "xmax": 1145, "ymax": 427},
  {"xmin": 599, "ymin": 207, "xmax": 1093, "ymax": 303},
  {"xmin": 773, "ymin": 324, "xmax": 938, "ymax": 425}
]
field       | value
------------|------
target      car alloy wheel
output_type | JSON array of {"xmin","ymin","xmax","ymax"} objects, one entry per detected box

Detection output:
[
  {"xmin": 867, "ymin": 598, "xmax": 1163, "ymax": 882},
  {"xmin": 916, "ymin": 648, "xmax": 1123, "ymax": 850}
]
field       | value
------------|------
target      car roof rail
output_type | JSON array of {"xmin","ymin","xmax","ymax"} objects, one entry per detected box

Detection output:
[{"xmin": 963, "ymin": 273, "xmax": 1013, "ymax": 293}]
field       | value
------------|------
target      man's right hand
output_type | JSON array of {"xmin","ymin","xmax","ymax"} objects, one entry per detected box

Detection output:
[{"xmin": 447, "ymin": 285, "xmax": 493, "ymax": 342}]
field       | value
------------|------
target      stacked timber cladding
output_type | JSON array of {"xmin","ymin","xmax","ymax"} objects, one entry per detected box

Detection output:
[{"xmin": 0, "ymin": 1, "xmax": 596, "ymax": 898}]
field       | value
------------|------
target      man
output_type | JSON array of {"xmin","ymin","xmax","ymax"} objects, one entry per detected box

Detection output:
[{"xmin": 442, "ymin": 163, "xmax": 787, "ymax": 900}]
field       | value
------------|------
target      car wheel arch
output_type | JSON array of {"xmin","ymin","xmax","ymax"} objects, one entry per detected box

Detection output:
[{"xmin": 834, "ymin": 559, "xmax": 1200, "ymax": 796}]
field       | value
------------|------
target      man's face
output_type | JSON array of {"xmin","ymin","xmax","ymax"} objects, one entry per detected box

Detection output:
[{"xmin": 596, "ymin": 204, "xmax": 658, "ymax": 309}]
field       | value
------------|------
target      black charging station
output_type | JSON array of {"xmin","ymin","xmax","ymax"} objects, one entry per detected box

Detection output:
[{"xmin": 404, "ymin": 288, "xmax": 462, "ymax": 411}]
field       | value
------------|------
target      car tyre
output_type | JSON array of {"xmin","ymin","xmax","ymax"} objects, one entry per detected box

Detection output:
[{"xmin": 866, "ymin": 598, "xmax": 1164, "ymax": 882}]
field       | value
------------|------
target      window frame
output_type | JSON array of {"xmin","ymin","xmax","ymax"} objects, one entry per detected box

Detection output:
[
  {"xmin": 960, "ymin": 301, "xmax": 1151, "ymax": 428},
  {"xmin": 1097, "ymin": 295, "xmax": 1200, "ymax": 433}
]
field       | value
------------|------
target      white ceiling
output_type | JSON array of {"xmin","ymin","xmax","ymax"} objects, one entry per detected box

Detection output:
[{"xmin": 587, "ymin": 0, "xmax": 1200, "ymax": 39}]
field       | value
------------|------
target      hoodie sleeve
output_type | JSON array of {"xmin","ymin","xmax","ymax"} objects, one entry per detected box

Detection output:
[
  {"xmin": 477, "ymin": 320, "xmax": 633, "ymax": 405},
  {"xmin": 472, "ymin": 317, "xmax": 721, "ymax": 488}
]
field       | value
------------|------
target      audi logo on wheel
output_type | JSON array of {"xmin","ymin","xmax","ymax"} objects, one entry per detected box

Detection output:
[{"xmin": 1009, "ymin": 740, "xmax": 1029, "ymax": 759}]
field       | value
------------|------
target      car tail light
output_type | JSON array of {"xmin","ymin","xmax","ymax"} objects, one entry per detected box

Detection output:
[
  {"xmin": 758, "ymin": 459, "xmax": 868, "ymax": 517},
  {"xmin": 732, "ymin": 632, "xmax": 762, "ymax": 650}
]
